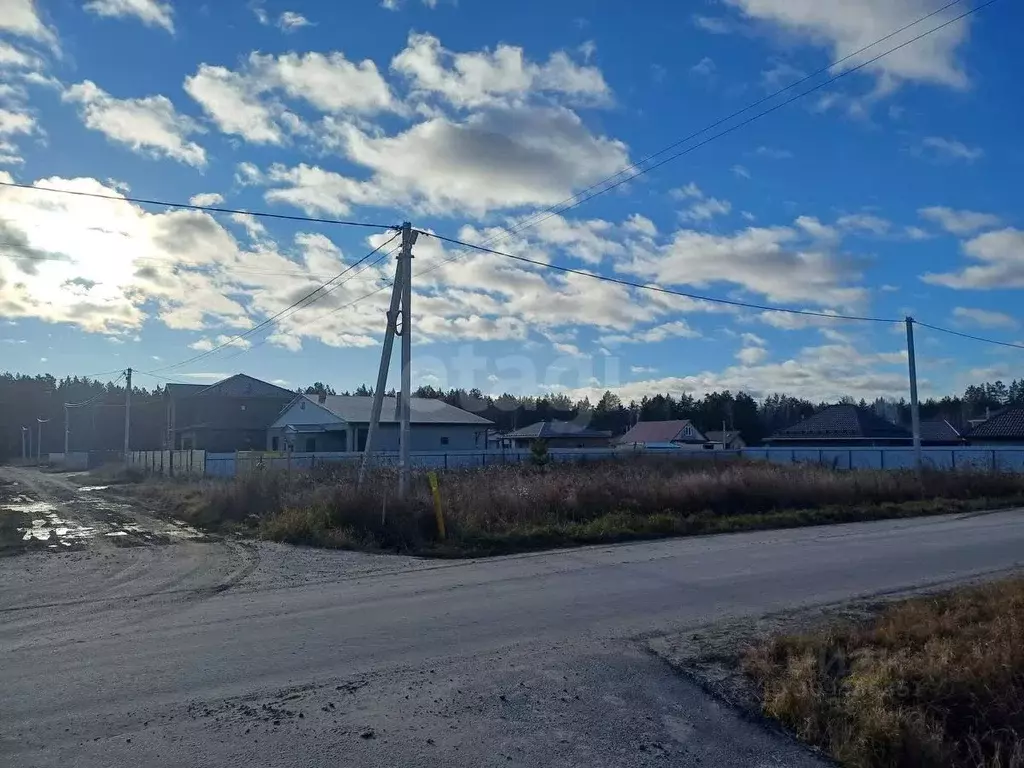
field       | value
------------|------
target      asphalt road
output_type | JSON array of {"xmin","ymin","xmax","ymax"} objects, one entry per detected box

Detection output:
[{"xmin": 3, "ymin": 468, "xmax": 1023, "ymax": 767}]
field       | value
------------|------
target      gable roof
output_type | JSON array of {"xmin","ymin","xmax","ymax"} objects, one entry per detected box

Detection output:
[
  {"xmin": 164, "ymin": 374, "xmax": 293, "ymax": 401},
  {"xmin": 705, "ymin": 430, "xmax": 742, "ymax": 444},
  {"xmin": 505, "ymin": 420, "xmax": 611, "ymax": 440},
  {"xmin": 306, "ymin": 395, "xmax": 492, "ymax": 426},
  {"xmin": 918, "ymin": 419, "xmax": 962, "ymax": 443},
  {"xmin": 964, "ymin": 407, "xmax": 1024, "ymax": 440},
  {"xmin": 616, "ymin": 420, "xmax": 706, "ymax": 445},
  {"xmin": 770, "ymin": 404, "xmax": 911, "ymax": 441}
]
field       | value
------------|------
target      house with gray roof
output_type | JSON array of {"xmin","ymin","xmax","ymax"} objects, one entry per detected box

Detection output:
[
  {"xmin": 267, "ymin": 394, "xmax": 493, "ymax": 453},
  {"xmin": 504, "ymin": 420, "xmax": 612, "ymax": 449},
  {"xmin": 767, "ymin": 405, "xmax": 963, "ymax": 447}
]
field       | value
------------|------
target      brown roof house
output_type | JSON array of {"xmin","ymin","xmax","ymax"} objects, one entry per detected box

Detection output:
[
  {"xmin": 965, "ymin": 408, "xmax": 1024, "ymax": 445},
  {"xmin": 615, "ymin": 420, "xmax": 709, "ymax": 449}
]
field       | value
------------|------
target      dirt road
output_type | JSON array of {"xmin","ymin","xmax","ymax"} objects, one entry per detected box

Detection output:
[{"xmin": 4, "ymin": 466, "xmax": 1023, "ymax": 767}]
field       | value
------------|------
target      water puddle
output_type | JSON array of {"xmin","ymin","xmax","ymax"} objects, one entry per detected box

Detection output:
[
  {"xmin": 77, "ymin": 485, "xmax": 111, "ymax": 492},
  {"xmin": 15, "ymin": 503, "xmax": 98, "ymax": 544}
]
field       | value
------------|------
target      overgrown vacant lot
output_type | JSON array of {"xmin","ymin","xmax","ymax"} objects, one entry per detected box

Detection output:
[
  {"xmin": 110, "ymin": 458, "xmax": 1024, "ymax": 556},
  {"xmin": 744, "ymin": 576, "xmax": 1024, "ymax": 768}
]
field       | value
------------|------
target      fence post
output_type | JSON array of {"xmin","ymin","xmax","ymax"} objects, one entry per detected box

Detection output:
[
  {"xmin": 992, "ymin": 449, "xmax": 997, "ymax": 473},
  {"xmin": 880, "ymin": 449, "xmax": 884, "ymax": 470},
  {"xmin": 791, "ymin": 449, "xmax": 796, "ymax": 464},
  {"xmin": 818, "ymin": 449, "xmax": 823, "ymax": 466},
  {"xmin": 952, "ymin": 450, "xmax": 956, "ymax": 470},
  {"xmin": 444, "ymin": 453, "xmax": 448, "ymax": 471}
]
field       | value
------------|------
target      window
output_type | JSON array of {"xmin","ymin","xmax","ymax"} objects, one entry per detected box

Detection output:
[
  {"xmin": 683, "ymin": 426, "xmax": 694, "ymax": 437},
  {"xmin": 305, "ymin": 437, "xmax": 316, "ymax": 452},
  {"xmin": 271, "ymin": 436, "xmax": 279, "ymax": 451},
  {"xmin": 440, "ymin": 437, "xmax": 450, "ymax": 446}
]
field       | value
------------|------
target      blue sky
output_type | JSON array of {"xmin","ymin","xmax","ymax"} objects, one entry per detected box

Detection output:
[{"xmin": 0, "ymin": 0, "xmax": 1021, "ymax": 403}]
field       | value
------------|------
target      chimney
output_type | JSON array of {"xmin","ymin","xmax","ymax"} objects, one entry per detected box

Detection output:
[{"xmin": 318, "ymin": 391, "xmax": 327, "ymax": 405}]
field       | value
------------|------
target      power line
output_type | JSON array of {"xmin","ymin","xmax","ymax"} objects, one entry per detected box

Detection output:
[
  {"xmin": 64, "ymin": 374, "xmax": 126, "ymax": 408},
  {"xmin": 477, "ymin": 0, "xmax": 970, "ymax": 247},
  {"xmin": 914, "ymin": 321, "xmax": 1024, "ymax": 351},
  {"xmin": 0, "ymin": 180, "xmax": 397, "ymax": 232},
  {"xmin": 144, "ymin": 231, "xmax": 403, "ymax": 374},
  {"xmin": 420, "ymin": 0, "xmax": 997, "ymax": 276},
  {"xmin": 425, "ymin": 232, "xmax": 898, "ymax": 323}
]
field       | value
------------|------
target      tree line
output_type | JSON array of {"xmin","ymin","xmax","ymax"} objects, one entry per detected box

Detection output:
[{"xmin": 1, "ymin": 372, "xmax": 1020, "ymax": 461}]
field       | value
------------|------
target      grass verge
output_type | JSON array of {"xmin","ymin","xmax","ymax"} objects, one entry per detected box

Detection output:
[
  {"xmin": 104, "ymin": 458, "xmax": 1024, "ymax": 557},
  {"xmin": 743, "ymin": 576, "xmax": 1024, "ymax": 768}
]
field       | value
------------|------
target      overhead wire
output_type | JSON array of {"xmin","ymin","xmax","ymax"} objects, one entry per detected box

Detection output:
[
  {"xmin": 143, "ymin": 231, "xmax": 403, "ymax": 375},
  {"xmin": 425, "ymin": 232, "xmax": 899, "ymax": 322},
  {"xmin": 64, "ymin": 373, "xmax": 126, "ymax": 408},
  {"xmin": 418, "ymin": 0, "xmax": 998, "ymax": 279},
  {"xmin": 0, "ymin": 179, "xmax": 398, "ymax": 232},
  {"xmin": 913, "ymin": 321, "xmax": 1024, "ymax": 351}
]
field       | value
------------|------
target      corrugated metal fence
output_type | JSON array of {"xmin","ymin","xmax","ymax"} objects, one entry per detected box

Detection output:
[{"xmin": 127, "ymin": 450, "xmax": 206, "ymax": 477}]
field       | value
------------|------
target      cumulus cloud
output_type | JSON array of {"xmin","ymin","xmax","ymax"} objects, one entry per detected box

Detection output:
[
  {"xmin": 189, "ymin": 192, "xmax": 224, "ymax": 207},
  {"xmin": 915, "ymin": 136, "xmax": 984, "ymax": 163},
  {"xmin": 391, "ymin": 32, "xmax": 610, "ymax": 108},
  {"xmin": 83, "ymin": 0, "xmax": 174, "ymax": 33},
  {"xmin": 623, "ymin": 222, "xmax": 866, "ymax": 307},
  {"xmin": 918, "ymin": 206, "xmax": 1000, "ymax": 235},
  {"xmin": 1, "ymin": 0, "xmax": 57, "ymax": 45},
  {"xmin": 277, "ymin": 11, "xmax": 313, "ymax": 31},
  {"xmin": 0, "ymin": 108, "xmax": 35, "ymax": 137},
  {"xmin": 184, "ymin": 64, "xmax": 285, "ymax": 143},
  {"xmin": 952, "ymin": 307, "xmax": 1019, "ymax": 330},
  {"xmin": 723, "ymin": 0, "xmax": 972, "ymax": 89},
  {"xmin": 63, "ymin": 80, "xmax": 206, "ymax": 166},
  {"xmin": 266, "ymin": 105, "xmax": 628, "ymax": 217},
  {"xmin": 923, "ymin": 228, "xmax": 1024, "ymax": 289}
]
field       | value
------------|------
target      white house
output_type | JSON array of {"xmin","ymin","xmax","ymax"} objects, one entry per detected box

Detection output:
[{"xmin": 267, "ymin": 394, "xmax": 493, "ymax": 453}]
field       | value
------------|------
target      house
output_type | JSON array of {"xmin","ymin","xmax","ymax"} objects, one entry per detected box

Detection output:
[
  {"xmin": 615, "ymin": 420, "xmax": 709, "ymax": 449},
  {"xmin": 767, "ymin": 404, "xmax": 912, "ymax": 447},
  {"xmin": 504, "ymin": 420, "xmax": 612, "ymax": 449},
  {"xmin": 164, "ymin": 374, "xmax": 294, "ymax": 452},
  {"xmin": 705, "ymin": 430, "xmax": 747, "ymax": 450},
  {"xmin": 918, "ymin": 419, "xmax": 963, "ymax": 446},
  {"xmin": 767, "ymin": 405, "xmax": 965, "ymax": 447},
  {"xmin": 267, "ymin": 394, "xmax": 493, "ymax": 453},
  {"xmin": 964, "ymin": 407, "xmax": 1024, "ymax": 445}
]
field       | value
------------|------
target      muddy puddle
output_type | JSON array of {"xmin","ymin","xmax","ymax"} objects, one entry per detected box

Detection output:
[{"xmin": 1, "ymin": 489, "xmax": 206, "ymax": 554}]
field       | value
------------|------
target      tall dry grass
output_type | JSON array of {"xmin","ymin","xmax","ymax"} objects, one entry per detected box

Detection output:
[
  {"xmin": 126, "ymin": 457, "xmax": 1024, "ymax": 554},
  {"xmin": 744, "ymin": 576, "xmax": 1024, "ymax": 768}
]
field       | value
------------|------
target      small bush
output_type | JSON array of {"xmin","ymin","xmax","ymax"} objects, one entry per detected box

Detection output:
[{"xmin": 744, "ymin": 577, "xmax": 1024, "ymax": 768}]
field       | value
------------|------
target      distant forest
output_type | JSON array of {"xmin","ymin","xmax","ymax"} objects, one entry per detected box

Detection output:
[{"xmin": 3, "ymin": 371, "xmax": 1020, "ymax": 461}]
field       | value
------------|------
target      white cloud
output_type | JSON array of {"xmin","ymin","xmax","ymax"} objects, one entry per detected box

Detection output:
[
  {"xmin": 0, "ymin": 108, "xmax": 35, "ymax": 136},
  {"xmin": 0, "ymin": 0, "xmax": 57, "ymax": 45},
  {"xmin": 277, "ymin": 11, "xmax": 313, "ymax": 31},
  {"xmin": 837, "ymin": 213, "xmax": 890, "ymax": 235},
  {"xmin": 736, "ymin": 345, "xmax": 768, "ymax": 365},
  {"xmin": 189, "ymin": 192, "xmax": 224, "ymax": 207},
  {"xmin": 795, "ymin": 216, "xmax": 839, "ymax": 242},
  {"xmin": 681, "ymin": 197, "xmax": 731, "ymax": 223},
  {"xmin": 0, "ymin": 40, "xmax": 38, "ymax": 68},
  {"xmin": 267, "ymin": 105, "xmax": 629, "ymax": 217},
  {"xmin": 391, "ymin": 32, "xmax": 610, "ymax": 108},
  {"xmin": 624, "ymin": 214, "xmax": 657, "ymax": 238},
  {"xmin": 724, "ymin": 0, "xmax": 971, "ymax": 89},
  {"xmin": 904, "ymin": 226, "xmax": 931, "ymax": 241},
  {"xmin": 184, "ymin": 64, "xmax": 284, "ymax": 144},
  {"xmin": 754, "ymin": 145, "xmax": 793, "ymax": 159},
  {"xmin": 732, "ymin": 164, "xmax": 751, "ymax": 179},
  {"xmin": 602, "ymin": 320, "xmax": 701, "ymax": 345},
  {"xmin": 918, "ymin": 206, "xmax": 1000, "ymax": 235},
  {"xmin": 952, "ymin": 307, "xmax": 1019, "ymax": 330},
  {"xmin": 693, "ymin": 15, "xmax": 735, "ymax": 34},
  {"xmin": 83, "ymin": 0, "xmax": 174, "ymax": 33},
  {"xmin": 916, "ymin": 136, "xmax": 984, "ymax": 163},
  {"xmin": 189, "ymin": 335, "xmax": 253, "ymax": 352},
  {"xmin": 63, "ymin": 80, "xmax": 206, "ymax": 166},
  {"xmin": 690, "ymin": 56, "xmax": 715, "ymax": 77},
  {"xmin": 624, "ymin": 223, "xmax": 865, "ymax": 307},
  {"xmin": 741, "ymin": 332, "xmax": 767, "ymax": 346},
  {"xmin": 923, "ymin": 228, "xmax": 1024, "ymax": 289},
  {"xmin": 630, "ymin": 365, "xmax": 658, "ymax": 375}
]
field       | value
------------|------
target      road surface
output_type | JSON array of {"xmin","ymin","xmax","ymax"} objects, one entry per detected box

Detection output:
[{"xmin": 2, "ymin": 467, "xmax": 1023, "ymax": 767}]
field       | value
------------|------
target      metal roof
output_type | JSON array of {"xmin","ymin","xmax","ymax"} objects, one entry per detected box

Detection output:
[
  {"xmin": 918, "ymin": 419, "xmax": 962, "ymax": 443},
  {"xmin": 505, "ymin": 420, "xmax": 611, "ymax": 440},
  {"xmin": 310, "ymin": 395, "xmax": 493, "ymax": 426},
  {"xmin": 615, "ymin": 420, "xmax": 706, "ymax": 444}
]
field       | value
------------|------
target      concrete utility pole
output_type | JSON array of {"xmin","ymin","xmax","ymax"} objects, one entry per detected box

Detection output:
[
  {"xmin": 123, "ymin": 367, "xmax": 132, "ymax": 465},
  {"xmin": 358, "ymin": 223, "xmax": 417, "ymax": 497},
  {"xmin": 21, "ymin": 426, "xmax": 27, "ymax": 463},
  {"xmin": 64, "ymin": 404, "xmax": 70, "ymax": 455},
  {"xmin": 905, "ymin": 317, "xmax": 922, "ymax": 472},
  {"xmin": 398, "ymin": 224, "xmax": 416, "ymax": 499},
  {"xmin": 36, "ymin": 418, "xmax": 49, "ymax": 466}
]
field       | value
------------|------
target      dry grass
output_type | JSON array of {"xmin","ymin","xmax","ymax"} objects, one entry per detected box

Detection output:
[
  {"xmin": 744, "ymin": 576, "xmax": 1024, "ymax": 768},
  {"xmin": 114, "ymin": 457, "xmax": 1024, "ymax": 556}
]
